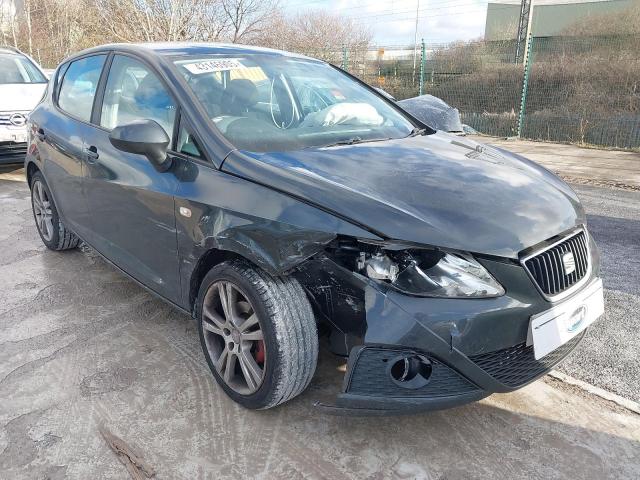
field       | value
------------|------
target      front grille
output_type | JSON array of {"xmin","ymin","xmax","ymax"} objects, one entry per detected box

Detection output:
[
  {"xmin": 0, "ymin": 111, "xmax": 29, "ymax": 126},
  {"xmin": 0, "ymin": 141, "xmax": 28, "ymax": 162},
  {"xmin": 470, "ymin": 331, "xmax": 585, "ymax": 388},
  {"xmin": 347, "ymin": 347, "xmax": 480, "ymax": 398},
  {"xmin": 523, "ymin": 230, "xmax": 589, "ymax": 297}
]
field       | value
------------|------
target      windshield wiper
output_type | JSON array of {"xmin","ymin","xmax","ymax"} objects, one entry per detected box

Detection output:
[
  {"xmin": 322, "ymin": 136, "xmax": 364, "ymax": 147},
  {"xmin": 407, "ymin": 127, "xmax": 428, "ymax": 137},
  {"xmin": 320, "ymin": 136, "xmax": 394, "ymax": 148}
]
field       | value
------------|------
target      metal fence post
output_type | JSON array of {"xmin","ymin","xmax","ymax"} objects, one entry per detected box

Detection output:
[
  {"xmin": 419, "ymin": 38, "xmax": 426, "ymax": 96},
  {"xmin": 517, "ymin": 35, "xmax": 534, "ymax": 139},
  {"xmin": 341, "ymin": 45, "xmax": 348, "ymax": 71}
]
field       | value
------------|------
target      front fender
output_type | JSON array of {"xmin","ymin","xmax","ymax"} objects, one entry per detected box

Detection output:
[{"xmin": 173, "ymin": 157, "xmax": 380, "ymax": 310}]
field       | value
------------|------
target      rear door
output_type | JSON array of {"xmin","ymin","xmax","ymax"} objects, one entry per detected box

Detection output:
[
  {"xmin": 33, "ymin": 54, "xmax": 107, "ymax": 238},
  {"xmin": 83, "ymin": 53, "xmax": 181, "ymax": 304}
]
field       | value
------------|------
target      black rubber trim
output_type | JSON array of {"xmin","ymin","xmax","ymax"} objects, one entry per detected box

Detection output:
[{"xmin": 314, "ymin": 390, "xmax": 489, "ymax": 416}]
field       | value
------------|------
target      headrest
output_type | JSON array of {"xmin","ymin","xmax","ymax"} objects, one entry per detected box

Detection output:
[
  {"xmin": 134, "ymin": 74, "xmax": 173, "ymax": 109},
  {"xmin": 220, "ymin": 79, "xmax": 258, "ymax": 114}
]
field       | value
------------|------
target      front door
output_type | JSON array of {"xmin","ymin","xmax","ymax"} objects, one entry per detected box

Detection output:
[{"xmin": 83, "ymin": 54, "xmax": 181, "ymax": 304}]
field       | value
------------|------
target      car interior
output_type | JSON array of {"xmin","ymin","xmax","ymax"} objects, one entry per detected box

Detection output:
[{"xmin": 174, "ymin": 57, "xmax": 414, "ymax": 152}]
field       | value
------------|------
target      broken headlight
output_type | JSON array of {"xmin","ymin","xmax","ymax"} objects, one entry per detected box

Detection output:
[{"xmin": 353, "ymin": 247, "xmax": 504, "ymax": 298}]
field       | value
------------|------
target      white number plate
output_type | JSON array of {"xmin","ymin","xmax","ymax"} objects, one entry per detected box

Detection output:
[
  {"xmin": 528, "ymin": 278, "xmax": 604, "ymax": 360},
  {"xmin": 12, "ymin": 131, "xmax": 28, "ymax": 143}
]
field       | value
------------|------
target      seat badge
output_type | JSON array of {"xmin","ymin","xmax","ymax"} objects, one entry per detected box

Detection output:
[{"xmin": 562, "ymin": 252, "xmax": 576, "ymax": 275}]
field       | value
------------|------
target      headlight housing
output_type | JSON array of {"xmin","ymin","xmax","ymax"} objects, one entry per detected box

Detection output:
[{"xmin": 331, "ymin": 240, "xmax": 504, "ymax": 298}]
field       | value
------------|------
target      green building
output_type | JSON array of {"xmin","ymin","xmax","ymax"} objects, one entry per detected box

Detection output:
[{"xmin": 485, "ymin": 0, "xmax": 635, "ymax": 40}]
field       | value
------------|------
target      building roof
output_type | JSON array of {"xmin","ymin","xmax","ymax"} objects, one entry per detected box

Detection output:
[{"xmin": 0, "ymin": 45, "xmax": 22, "ymax": 55}]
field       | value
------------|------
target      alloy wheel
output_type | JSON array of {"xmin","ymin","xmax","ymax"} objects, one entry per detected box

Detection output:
[
  {"xmin": 201, "ymin": 281, "xmax": 266, "ymax": 394},
  {"xmin": 32, "ymin": 180, "xmax": 54, "ymax": 242}
]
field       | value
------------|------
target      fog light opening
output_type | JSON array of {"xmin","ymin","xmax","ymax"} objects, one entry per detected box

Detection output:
[{"xmin": 389, "ymin": 354, "xmax": 432, "ymax": 388}]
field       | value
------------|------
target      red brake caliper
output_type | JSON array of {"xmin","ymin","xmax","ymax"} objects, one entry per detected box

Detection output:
[{"xmin": 255, "ymin": 340, "xmax": 265, "ymax": 364}]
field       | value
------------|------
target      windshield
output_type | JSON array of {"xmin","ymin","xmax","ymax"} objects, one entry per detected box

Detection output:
[
  {"xmin": 173, "ymin": 55, "xmax": 415, "ymax": 152},
  {"xmin": 0, "ymin": 53, "xmax": 47, "ymax": 84}
]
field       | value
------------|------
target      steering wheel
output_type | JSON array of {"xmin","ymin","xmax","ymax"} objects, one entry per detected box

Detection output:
[
  {"xmin": 298, "ymin": 83, "xmax": 329, "ymax": 113},
  {"xmin": 269, "ymin": 75, "xmax": 298, "ymax": 130}
]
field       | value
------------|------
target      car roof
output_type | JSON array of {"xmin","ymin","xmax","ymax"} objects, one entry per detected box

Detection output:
[
  {"xmin": 0, "ymin": 46, "xmax": 24, "ymax": 55},
  {"xmin": 68, "ymin": 42, "xmax": 318, "ymax": 63}
]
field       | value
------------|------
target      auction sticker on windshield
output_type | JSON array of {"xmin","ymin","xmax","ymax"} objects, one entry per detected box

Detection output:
[
  {"xmin": 528, "ymin": 278, "xmax": 604, "ymax": 360},
  {"xmin": 182, "ymin": 58, "xmax": 244, "ymax": 74}
]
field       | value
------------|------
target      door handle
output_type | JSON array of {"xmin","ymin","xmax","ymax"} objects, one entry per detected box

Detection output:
[
  {"xmin": 84, "ymin": 145, "xmax": 99, "ymax": 163},
  {"xmin": 36, "ymin": 128, "xmax": 46, "ymax": 142}
]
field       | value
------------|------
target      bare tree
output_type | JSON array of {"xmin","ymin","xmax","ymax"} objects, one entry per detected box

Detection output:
[
  {"xmin": 4, "ymin": 0, "xmax": 370, "ymax": 68},
  {"xmin": 258, "ymin": 9, "xmax": 371, "ymax": 62},
  {"xmin": 0, "ymin": 0, "xmax": 20, "ymax": 47},
  {"xmin": 93, "ymin": 0, "xmax": 206, "ymax": 42},
  {"xmin": 195, "ymin": 1, "xmax": 234, "ymax": 42},
  {"xmin": 221, "ymin": 0, "xmax": 279, "ymax": 43},
  {"xmin": 0, "ymin": 0, "xmax": 13, "ymax": 45}
]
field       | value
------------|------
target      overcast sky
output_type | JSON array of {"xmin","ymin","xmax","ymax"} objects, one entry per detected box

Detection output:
[{"xmin": 287, "ymin": 0, "xmax": 490, "ymax": 46}]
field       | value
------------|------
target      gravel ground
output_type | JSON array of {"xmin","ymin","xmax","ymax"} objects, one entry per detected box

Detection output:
[{"xmin": 557, "ymin": 185, "xmax": 640, "ymax": 403}]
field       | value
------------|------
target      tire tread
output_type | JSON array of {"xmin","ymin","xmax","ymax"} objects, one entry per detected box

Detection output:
[
  {"xmin": 31, "ymin": 171, "xmax": 80, "ymax": 251},
  {"xmin": 198, "ymin": 259, "xmax": 318, "ymax": 409}
]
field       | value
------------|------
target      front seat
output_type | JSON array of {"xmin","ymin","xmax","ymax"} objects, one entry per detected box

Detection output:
[{"xmin": 219, "ymin": 79, "xmax": 258, "ymax": 116}]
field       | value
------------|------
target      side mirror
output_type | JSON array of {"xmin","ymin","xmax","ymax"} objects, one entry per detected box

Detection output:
[{"xmin": 109, "ymin": 119, "xmax": 172, "ymax": 172}]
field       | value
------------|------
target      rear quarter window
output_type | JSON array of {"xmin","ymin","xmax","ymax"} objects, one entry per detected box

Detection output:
[{"xmin": 57, "ymin": 55, "xmax": 107, "ymax": 122}]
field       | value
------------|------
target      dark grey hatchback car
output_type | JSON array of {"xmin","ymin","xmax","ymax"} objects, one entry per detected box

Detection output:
[{"xmin": 26, "ymin": 43, "xmax": 604, "ymax": 414}]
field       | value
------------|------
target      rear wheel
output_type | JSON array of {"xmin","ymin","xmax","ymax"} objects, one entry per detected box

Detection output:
[
  {"xmin": 30, "ymin": 171, "xmax": 79, "ymax": 251},
  {"xmin": 196, "ymin": 259, "xmax": 318, "ymax": 409}
]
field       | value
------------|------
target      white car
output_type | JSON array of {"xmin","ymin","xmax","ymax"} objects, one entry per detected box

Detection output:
[{"xmin": 0, "ymin": 46, "xmax": 48, "ymax": 165}]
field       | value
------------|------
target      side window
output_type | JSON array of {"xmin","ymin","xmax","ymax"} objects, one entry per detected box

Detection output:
[
  {"xmin": 100, "ymin": 55, "xmax": 176, "ymax": 139},
  {"xmin": 176, "ymin": 122, "xmax": 203, "ymax": 158},
  {"xmin": 58, "ymin": 55, "xmax": 106, "ymax": 122}
]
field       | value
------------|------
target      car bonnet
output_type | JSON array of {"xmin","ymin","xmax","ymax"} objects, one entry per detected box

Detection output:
[{"xmin": 221, "ymin": 131, "xmax": 585, "ymax": 258}]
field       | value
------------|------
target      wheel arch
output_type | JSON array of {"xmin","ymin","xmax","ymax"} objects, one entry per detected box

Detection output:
[
  {"xmin": 26, "ymin": 160, "xmax": 40, "ymax": 187},
  {"xmin": 184, "ymin": 225, "xmax": 341, "ymax": 316},
  {"xmin": 188, "ymin": 248, "xmax": 245, "ymax": 315}
]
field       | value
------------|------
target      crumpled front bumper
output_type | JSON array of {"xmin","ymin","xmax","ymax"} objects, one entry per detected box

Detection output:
[
  {"xmin": 316, "ymin": 333, "xmax": 585, "ymax": 416},
  {"xmin": 311, "ymin": 240, "xmax": 600, "ymax": 416}
]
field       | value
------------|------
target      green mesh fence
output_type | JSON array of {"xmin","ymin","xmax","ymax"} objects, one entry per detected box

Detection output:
[
  {"xmin": 334, "ymin": 35, "xmax": 640, "ymax": 149},
  {"xmin": 521, "ymin": 35, "xmax": 640, "ymax": 149}
]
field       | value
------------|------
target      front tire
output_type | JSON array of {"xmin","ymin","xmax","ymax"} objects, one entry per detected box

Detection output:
[
  {"xmin": 30, "ymin": 171, "xmax": 79, "ymax": 251},
  {"xmin": 196, "ymin": 259, "xmax": 318, "ymax": 409}
]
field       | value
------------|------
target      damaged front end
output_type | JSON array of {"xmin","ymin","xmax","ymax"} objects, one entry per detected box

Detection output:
[
  {"xmin": 294, "ymin": 236, "xmax": 505, "ymax": 356},
  {"xmin": 293, "ymin": 236, "xmax": 583, "ymax": 415},
  {"xmin": 176, "ymin": 151, "xmax": 595, "ymax": 415}
]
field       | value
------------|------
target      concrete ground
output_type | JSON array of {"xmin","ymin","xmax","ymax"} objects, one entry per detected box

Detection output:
[
  {"xmin": 471, "ymin": 136, "xmax": 640, "ymax": 190},
  {"xmin": 1, "ymin": 160, "xmax": 639, "ymax": 479},
  {"xmin": 559, "ymin": 186, "xmax": 640, "ymax": 402}
]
